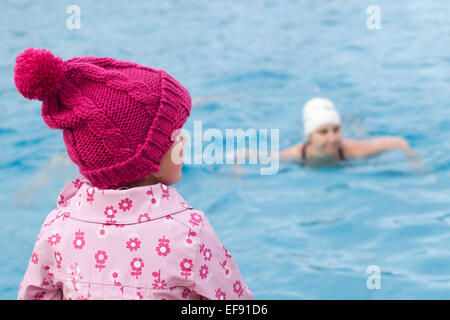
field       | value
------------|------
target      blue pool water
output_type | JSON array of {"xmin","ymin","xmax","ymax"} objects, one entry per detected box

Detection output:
[{"xmin": 1, "ymin": 0, "xmax": 450, "ymax": 299}]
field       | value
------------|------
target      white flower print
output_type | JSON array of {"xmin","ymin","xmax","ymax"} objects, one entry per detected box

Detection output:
[
  {"xmin": 149, "ymin": 196, "xmax": 160, "ymax": 208},
  {"xmin": 96, "ymin": 225, "xmax": 109, "ymax": 239},
  {"xmin": 110, "ymin": 269, "xmax": 122, "ymax": 286}
]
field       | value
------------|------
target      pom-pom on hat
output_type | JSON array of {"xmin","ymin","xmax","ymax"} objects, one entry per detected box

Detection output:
[
  {"xmin": 14, "ymin": 48, "xmax": 64, "ymax": 101},
  {"xmin": 14, "ymin": 47, "xmax": 192, "ymax": 189}
]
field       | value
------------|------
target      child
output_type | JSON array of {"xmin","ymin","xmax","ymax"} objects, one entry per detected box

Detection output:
[{"xmin": 14, "ymin": 48, "xmax": 253, "ymax": 300}]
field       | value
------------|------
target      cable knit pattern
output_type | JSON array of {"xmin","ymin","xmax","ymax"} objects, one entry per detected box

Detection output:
[{"xmin": 14, "ymin": 48, "xmax": 192, "ymax": 189}]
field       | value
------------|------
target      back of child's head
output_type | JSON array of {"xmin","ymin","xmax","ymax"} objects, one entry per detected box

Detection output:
[{"xmin": 14, "ymin": 48, "xmax": 191, "ymax": 189}]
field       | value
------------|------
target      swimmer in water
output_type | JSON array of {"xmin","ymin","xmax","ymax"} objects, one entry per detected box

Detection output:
[{"xmin": 279, "ymin": 97, "xmax": 417, "ymax": 164}]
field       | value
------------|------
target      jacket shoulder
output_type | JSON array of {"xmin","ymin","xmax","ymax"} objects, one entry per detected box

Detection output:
[{"xmin": 169, "ymin": 208, "xmax": 205, "ymax": 229}]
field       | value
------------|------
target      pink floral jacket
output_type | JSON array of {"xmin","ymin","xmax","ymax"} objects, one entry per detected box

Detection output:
[{"xmin": 18, "ymin": 175, "xmax": 253, "ymax": 300}]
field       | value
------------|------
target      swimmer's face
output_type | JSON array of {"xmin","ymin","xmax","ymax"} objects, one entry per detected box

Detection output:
[
  {"xmin": 309, "ymin": 124, "xmax": 342, "ymax": 155},
  {"xmin": 151, "ymin": 131, "xmax": 186, "ymax": 185}
]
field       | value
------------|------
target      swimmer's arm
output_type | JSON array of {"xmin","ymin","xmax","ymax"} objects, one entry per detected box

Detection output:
[{"xmin": 346, "ymin": 137, "xmax": 415, "ymax": 158}]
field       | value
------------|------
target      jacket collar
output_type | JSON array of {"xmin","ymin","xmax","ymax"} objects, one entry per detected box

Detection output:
[{"xmin": 56, "ymin": 175, "xmax": 192, "ymax": 224}]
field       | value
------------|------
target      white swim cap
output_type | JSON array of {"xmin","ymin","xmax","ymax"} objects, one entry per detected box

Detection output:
[{"xmin": 302, "ymin": 97, "xmax": 341, "ymax": 137}]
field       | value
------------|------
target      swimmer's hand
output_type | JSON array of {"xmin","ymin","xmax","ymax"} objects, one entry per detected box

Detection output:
[
  {"xmin": 385, "ymin": 137, "xmax": 421, "ymax": 169},
  {"xmin": 227, "ymin": 149, "xmax": 245, "ymax": 174},
  {"xmin": 228, "ymin": 148, "xmax": 278, "ymax": 174},
  {"xmin": 228, "ymin": 149, "xmax": 256, "ymax": 174},
  {"xmin": 232, "ymin": 163, "xmax": 246, "ymax": 174},
  {"xmin": 403, "ymin": 145, "xmax": 422, "ymax": 169}
]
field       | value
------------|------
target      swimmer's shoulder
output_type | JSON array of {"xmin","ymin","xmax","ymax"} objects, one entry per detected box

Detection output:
[{"xmin": 279, "ymin": 142, "xmax": 304, "ymax": 162}]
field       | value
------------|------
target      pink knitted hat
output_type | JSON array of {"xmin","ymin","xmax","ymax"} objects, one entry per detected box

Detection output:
[{"xmin": 14, "ymin": 48, "xmax": 191, "ymax": 189}]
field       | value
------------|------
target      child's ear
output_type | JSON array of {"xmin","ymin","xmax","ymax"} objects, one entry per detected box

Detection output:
[{"xmin": 170, "ymin": 141, "xmax": 184, "ymax": 165}]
